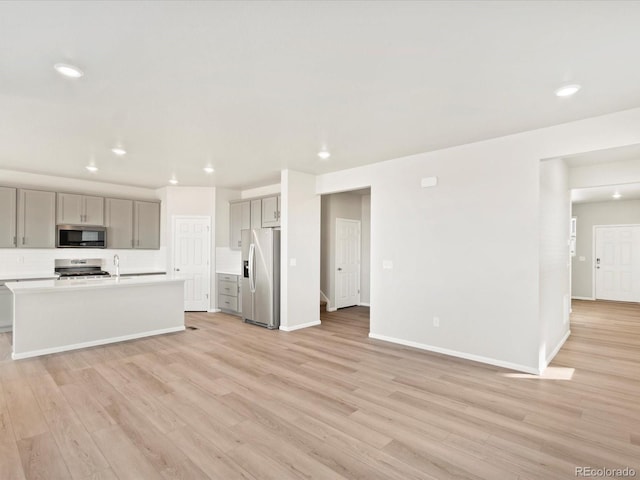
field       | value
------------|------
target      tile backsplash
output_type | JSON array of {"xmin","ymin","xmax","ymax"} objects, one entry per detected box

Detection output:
[{"xmin": 0, "ymin": 248, "xmax": 166, "ymax": 276}]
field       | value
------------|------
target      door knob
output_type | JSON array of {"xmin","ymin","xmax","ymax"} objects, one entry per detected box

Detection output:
[
  {"xmin": 175, "ymin": 268, "xmax": 180, "ymax": 272},
  {"xmin": 337, "ymin": 268, "xmax": 342, "ymax": 271}
]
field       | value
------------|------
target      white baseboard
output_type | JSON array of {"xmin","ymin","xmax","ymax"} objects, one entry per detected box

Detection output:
[
  {"xmin": 544, "ymin": 329, "xmax": 571, "ymax": 368},
  {"xmin": 325, "ymin": 306, "xmax": 337, "ymax": 312},
  {"xmin": 368, "ymin": 333, "xmax": 540, "ymax": 375},
  {"xmin": 208, "ymin": 308, "xmax": 221, "ymax": 313},
  {"xmin": 280, "ymin": 320, "xmax": 321, "ymax": 332},
  {"xmin": 359, "ymin": 302, "xmax": 370, "ymax": 307},
  {"xmin": 12, "ymin": 326, "xmax": 186, "ymax": 360},
  {"xmin": 571, "ymin": 296, "xmax": 594, "ymax": 301}
]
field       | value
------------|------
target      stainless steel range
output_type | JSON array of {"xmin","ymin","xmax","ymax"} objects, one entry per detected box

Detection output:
[{"xmin": 55, "ymin": 259, "xmax": 111, "ymax": 280}]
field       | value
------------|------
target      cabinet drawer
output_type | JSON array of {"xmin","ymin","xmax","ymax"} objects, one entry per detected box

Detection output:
[
  {"xmin": 218, "ymin": 294, "xmax": 238, "ymax": 312},
  {"xmin": 217, "ymin": 273, "xmax": 238, "ymax": 282},
  {"xmin": 219, "ymin": 280, "xmax": 238, "ymax": 297}
]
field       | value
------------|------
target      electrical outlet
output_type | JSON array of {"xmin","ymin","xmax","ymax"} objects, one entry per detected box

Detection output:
[
  {"xmin": 16, "ymin": 256, "xmax": 24, "ymax": 264},
  {"xmin": 433, "ymin": 316, "xmax": 440, "ymax": 327}
]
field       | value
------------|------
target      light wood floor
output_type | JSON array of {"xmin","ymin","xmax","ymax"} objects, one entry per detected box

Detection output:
[{"xmin": 0, "ymin": 301, "xmax": 638, "ymax": 479}]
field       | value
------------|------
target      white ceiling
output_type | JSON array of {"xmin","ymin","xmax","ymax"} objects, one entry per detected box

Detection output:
[{"xmin": 2, "ymin": 1, "xmax": 640, "ymax": 189}]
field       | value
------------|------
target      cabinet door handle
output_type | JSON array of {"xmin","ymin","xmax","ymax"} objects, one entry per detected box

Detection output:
[
  {"xmin": 273, "ymin": 211, "xmax": 277, "ymax": 219},
  {"xmin": 22, "ymin": 236, "xmax": 25, "ymax": 245},
  {"xmin": 13, "ymin": 236, "xmax": 16, "ymax": 246}
]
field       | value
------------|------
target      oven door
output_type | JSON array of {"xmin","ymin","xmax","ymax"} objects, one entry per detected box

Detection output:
[{"xmin": 56, "ymin": 225, "xmax": 107, "ymax": 248}]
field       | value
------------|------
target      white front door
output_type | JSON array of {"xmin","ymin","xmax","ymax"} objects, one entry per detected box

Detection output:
[
  {"xmin": 173, "ymin": 216, "xmax": 211, "ymax": 311},
  {"xmin": 335, "ymin": 218, "xmax": 361, "ymax": 309},
  {"xmin": 595, "ymin": 225, "xmax": 640, "ymax": 302}
]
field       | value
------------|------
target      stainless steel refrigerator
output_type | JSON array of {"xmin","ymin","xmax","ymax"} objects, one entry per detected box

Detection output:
[{"xmin": 241, "ymin": 228, "xmax": 280, "ymax": 329}]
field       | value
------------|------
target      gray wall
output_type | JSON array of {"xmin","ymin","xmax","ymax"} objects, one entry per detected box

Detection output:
[
  {"xmin": 320, "ymin": 191, "xmax": 370, "ymax": 309},
  {"xmin": 572, "ymin": 199, "xmax": 640, "ymax": 298}
]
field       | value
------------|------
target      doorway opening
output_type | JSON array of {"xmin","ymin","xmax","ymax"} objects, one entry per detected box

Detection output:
[
  {"xmin": 320, "ymin": 188, "xmax": 371, "ymax": 329},
  {"xmin": 171, "ymin": 215, "xmax": 212, "ymax": 312}
]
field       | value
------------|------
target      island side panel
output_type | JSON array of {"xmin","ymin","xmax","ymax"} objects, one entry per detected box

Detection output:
[{"xmin": 12, "ymin": 281, "xmax": 185, "ymax": 359}]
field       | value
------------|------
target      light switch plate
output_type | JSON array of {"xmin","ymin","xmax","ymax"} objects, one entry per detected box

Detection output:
[
  {"xmin": 383, "ymin": 260, "xmax": 393, "ymax": 269},
  {"xmin": 289, "ymin": 258, "xmax": 297, "ymax": 266},
  {"xmin": 421, "ymin": 176, "xmax": 438, "ymax": 188},
  {"xmin": 579, "ymin": 256, "xmax": 586, "ymax": 261}
]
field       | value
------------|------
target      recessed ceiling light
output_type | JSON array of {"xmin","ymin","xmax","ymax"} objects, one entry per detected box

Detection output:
[
  {"xmin": 555, "ymin": 84, "xmax": 581, "ymax": 97},
  {"xmin": 169, "ymin": 178, "xmax": 179, "ymax": 185},
  {"xmin": 612, "ymin": 192, "xmax": 622, "ymax": 199},
  {"xmin": 54, "ymin": 63, "xmax": 84, "ymax": 78},
  {"xmin": 318, "ymin": 150, "xmax": 331, "ymax": 160},
  {"xmin": 203, "ymin": 166, "xmax": 215, "ymax": 174},
  {"xmin": 85, "ymin": 165, "xmax": 98, "ymax": 173},
  {"xmin": 111, "ymin": 147, "xmax": 127, "ymax": 156}
]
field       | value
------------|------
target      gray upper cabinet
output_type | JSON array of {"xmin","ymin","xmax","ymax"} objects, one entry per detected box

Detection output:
[
  {"xmin": 261, "ymin": 195, "xmax": 280, "ymax": 227},
  {"xmin": 251, "ymin": 199, "xmax": 262, "ymax": 229},
  {"xmin": 57, "ymin": 193, "xmax": 104, "ymax": 225},
  {"xmin": 17, "ymin": 189, "xmax": 56, "ymax": 248},
  {"xmin": 105, "ymin": 198, "xmax": 134, "ymax": 248},
  {"xmin": 0, "ymin": 187, "xmax": 17, "ymax": 248},
  {"xmin": 134, "ymin": 201, "xmax": 160, "ymax": 249},
  {"xmin": 230, "ymin": 201, "xmax": 250, "ymax": 250}
]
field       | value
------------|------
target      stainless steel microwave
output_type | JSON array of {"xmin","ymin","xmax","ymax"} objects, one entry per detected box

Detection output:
[{"xmin": 56, "ymin": 225, "xmax": 107, "ymax": 248}]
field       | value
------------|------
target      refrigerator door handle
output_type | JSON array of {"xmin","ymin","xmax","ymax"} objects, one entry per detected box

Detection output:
[{"xmin": 249, "ymin": 243, "xmax": 256, "ymax": 293}]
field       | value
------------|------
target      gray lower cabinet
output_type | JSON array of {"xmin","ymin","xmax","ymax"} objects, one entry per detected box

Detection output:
[
  {"xmin": 0, "ymin": 187, "xmax": 17, "ymax": 248},
  {"xmin": 218, "ymin": 273, "xmax": 241, "ymax": 314},
  {"xmin": 134, "ymin": 201, "xmax": 161, "ymax": 249},
  {"xmin": 57, "ymin": 193, "xmax": 105, "ymax": 226},
  {"xmin": 0, "ymin": 284, "xmax": 12, "ymax": 332},
  {"xmin": 17, "ymin": 189, "xmax": 56, "ymax": 248},
  {"xmin": 105, "ymin": 198, "xmax": 134, "ymax": 248}
]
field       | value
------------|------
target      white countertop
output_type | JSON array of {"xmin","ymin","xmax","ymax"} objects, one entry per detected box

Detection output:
[
  {"xmin": 216, "ymin": 270, "xmax": 242, "ymax": 276},
  {"xmin": 5, "ymin": 274, "xmax": 184, "ymax": 294}
]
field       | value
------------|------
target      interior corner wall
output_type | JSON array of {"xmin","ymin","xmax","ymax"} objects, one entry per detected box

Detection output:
[
  {"xmin": 280, "ymin": 169, "xmax": 320, "ymax": 331},
  {"xmin": 538, "ymin": 159, "xmax": 571, "ymax": 371},
  {"xmin": 320, "ymin": 192, "xmax": 364, "ymax": 310},
  {"xmin": 316, "ymin": 107, "xmax": 640, "ymax": 373},
  {"xmin": 571, "ymin": 199, "xmax": 640, "ymax": 298}
]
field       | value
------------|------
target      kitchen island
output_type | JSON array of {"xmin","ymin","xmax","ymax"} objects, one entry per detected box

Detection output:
[{"xmin": 6, "ymin": 275, "xmax": 185, "ymax": 359}]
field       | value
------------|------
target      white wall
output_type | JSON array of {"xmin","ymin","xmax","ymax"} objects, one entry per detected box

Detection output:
[
  {"xmin": 240, "ymin": 183, "xmax": 281, "ymax": 199},
  {"xmin": 569, "ymin": 157, "xmax": 640, "ymax": 189},
  {"xmin": 361, "ymin": 194, "xmax": 371, "ymax": 305},
  {"xmin": 0, "ymin": 169, "xmax": 164, "ymax": 277},
  {"xmin": 539, "ymin": 158, "xmax": 571, "ymax": 372},
  {"xmin": 280, "ymin": 169, "xmax": 320, "ymax": 331},
  {"xmin": 160, "ymin": 186, "xmax": 216, "ymax": 309},
  {"xmin": 571, "ymin": 199, "xmax": 640, "ymax": 298},
  {"xmin": 315, "ymin": 107, "xmax": 640, "ymax": 373},
  {"xmin": 0, "ymin": 169, "xmax": 158, "ymax": 200}
]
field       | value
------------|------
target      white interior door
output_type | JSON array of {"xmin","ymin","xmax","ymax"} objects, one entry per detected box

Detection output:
[
  {"xmin": 595, "ymin": 225, "xmax": 640, "ymax": 302},
  {"xmin": 173, "ymin": 216, "xmax": 211, "ymax": 311},
  {"xmin": 335, "ymin": 218, "xmax": 361, "ymax": 309}
]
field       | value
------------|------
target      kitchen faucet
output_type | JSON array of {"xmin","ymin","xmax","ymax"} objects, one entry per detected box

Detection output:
[{"xmin": 113, "ymin": 254, "xmax": 120, "ymax": 278}]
